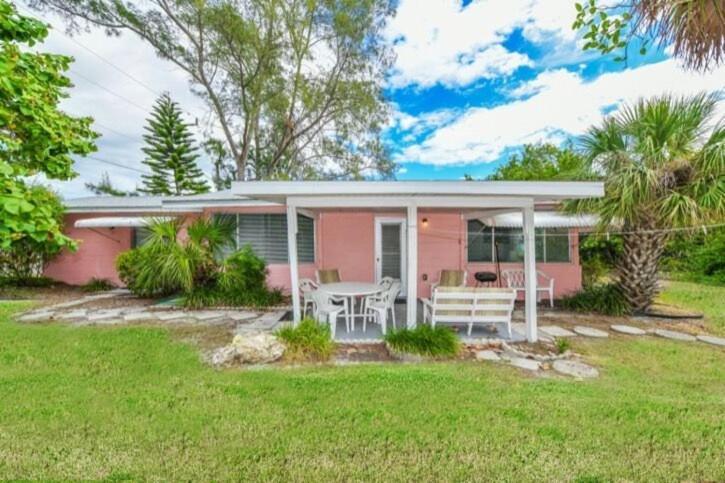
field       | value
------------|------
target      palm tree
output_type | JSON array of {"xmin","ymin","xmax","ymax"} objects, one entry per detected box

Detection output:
[{"xmin": 571, "ymin": 93, "xmax": 724, "ymax": 312}]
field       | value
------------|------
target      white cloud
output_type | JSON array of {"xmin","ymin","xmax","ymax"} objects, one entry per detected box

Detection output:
[
  {"xmin": 385, "ymin": 0, "xmax": 583, "ymax": 89},
  {"xmin": 397, "ymin": 59, "xmax": 725, "ymax": 166}
]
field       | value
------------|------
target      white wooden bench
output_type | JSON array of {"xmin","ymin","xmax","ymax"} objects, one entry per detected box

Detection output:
[
  {"xmin": 421, "ymin": 287, "xmax": 517, "ymax": 337},
  {"xmin": 501, "ymin": 269, "xmax": 555, "ymax": 307}
]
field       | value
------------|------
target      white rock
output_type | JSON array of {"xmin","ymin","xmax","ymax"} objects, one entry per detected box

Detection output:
[
  {"xmin": 573, "ymin": 326, "xmax": 609, "ymax": 338},
  {"xmin": 508, "ymin": 357, "xmax": 541, "ymax": 371},
  {"xmin": 475, "ymin": 350, "xmax": 501, "ymax": 362},
  {"xmin": 539, "ymin": 325, "xmax": 577, "ymax": 337},
  {"xmin": 611, "ymin": 324, "xmax": 647, "ymax": 335},
  {"xmin": 209, "ymin": 346, "xmax": 239, "ymax": 367},
  {"xmin": 654, "ymin": 329, "xmax": 696, "ymax": 342},
  {"xmin": 696, "ymin": 335, "xmax": 725, "ymax": 347},
  {"xmin": 553, "ymin": 360, "xmax": 599, "ymax": 379},
  {"xmin": 231, "ymin": 332, "xmax": 285, "ymax": 364}
]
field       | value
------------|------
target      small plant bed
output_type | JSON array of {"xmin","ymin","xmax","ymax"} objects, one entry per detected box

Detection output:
[
  {"xmin": 80, "ymin": 278, "xmax": 116, "ymax": 293},
  {"xmin": 384, "ymin": 325, "xmax": 461, "ymax": 360},
  {"xmin": 276, "ymin": 318, "xmax": 336, "ymax": 362}
]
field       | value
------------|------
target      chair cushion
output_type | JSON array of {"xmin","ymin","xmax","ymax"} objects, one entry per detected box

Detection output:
[
  {"xmin": 439, "ymin": 270, "xmax": 465, "ymax": 287},
  {"xmin": 318, "ymin": 269, "xmax": 341, "ymax": 284}
]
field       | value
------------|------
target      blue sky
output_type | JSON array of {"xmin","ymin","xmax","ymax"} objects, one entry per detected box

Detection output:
[{"xmin": 27, "ymin": 0, "xmax": 725, "ymax": 197}]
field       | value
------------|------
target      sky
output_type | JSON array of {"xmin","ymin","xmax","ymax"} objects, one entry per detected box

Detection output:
[{"xmin": 20, "ymin": 0, "xmax": 725, "ymax": 199}]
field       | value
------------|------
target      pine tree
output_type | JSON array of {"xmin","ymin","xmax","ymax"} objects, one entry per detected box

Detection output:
[{"xmin": 139, "ymin": 93, "xmax": 209, "ymax": 195}]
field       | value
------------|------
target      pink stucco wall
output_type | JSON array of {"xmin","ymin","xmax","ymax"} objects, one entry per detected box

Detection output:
[
  {"xmin": 47, "ymin": 207, "xmax": 583, "ymax": 298},
  {"xmin": 44, "ymin": 213, "xmax": 136, "ymax": 286}
]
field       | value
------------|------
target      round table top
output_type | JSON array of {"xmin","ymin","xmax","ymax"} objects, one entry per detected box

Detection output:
[{"xmin": 319, "ymin": 281, "xmax": 383, "ymax": 296}]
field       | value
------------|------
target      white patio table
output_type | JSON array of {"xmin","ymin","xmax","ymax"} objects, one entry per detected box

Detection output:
[{"xmin": 319, "ymin": 282, "xmax": 383, "ymax": 331}]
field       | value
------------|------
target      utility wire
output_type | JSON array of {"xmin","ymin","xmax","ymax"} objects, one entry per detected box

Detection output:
[{"xmin": 81, "ymin": 155, "xmax": 149, "ymax": 175}]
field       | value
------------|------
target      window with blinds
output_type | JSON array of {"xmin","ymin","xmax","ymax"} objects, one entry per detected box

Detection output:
[
  {"xmin": 467, "ymin": 220, "xmax": 570, "ymax": 263},
  {"xmin": 234, "ymin": 213, "xmax": 315, "ymax": 264}
]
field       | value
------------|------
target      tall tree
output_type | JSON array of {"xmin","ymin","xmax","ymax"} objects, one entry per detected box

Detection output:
[
  {"xmin": 31, "ymin": 0, "xmax": 396, "ymax": 181},
  {"xmin": 203, "ymin": 138, "xmax": 235, "ymax": 190},
  {"xmin": 139, "ymin": 93, "xmax": 209, "ymax": 196},
  {"xmin": 569, "ymin": 93, "xmax": 725, "ymax": 312},
  {"xmin": 487, "ymin": 143, "xmax": 589, "ymax": 181},
  {"xmin": 85, "ymin": 172, "xmax": 137, "ymax": 196},
  {"xmin": 0, "ymin": 1, "xmax": 96, "ymax": 255},
  {"xmin": 573, "ymin": 0, "xmax": 725, "ymax": 71}
]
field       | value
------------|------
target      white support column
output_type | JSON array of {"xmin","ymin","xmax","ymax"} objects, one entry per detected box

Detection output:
[
  {"xmin": 286, "ymin": 204, "xmax": 301, "ymax": 325},
  {"xmin": 406, "ymin": 204, "xmax": 418, "ymax": 328},
  {"xmin": 522, "ymin": 205, "xmax": 538, "ymax": 342}
]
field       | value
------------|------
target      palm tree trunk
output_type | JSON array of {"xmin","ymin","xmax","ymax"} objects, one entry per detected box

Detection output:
[{"xmin": 616, "ymin": 230, "xmax": 668, "ymax": 313}]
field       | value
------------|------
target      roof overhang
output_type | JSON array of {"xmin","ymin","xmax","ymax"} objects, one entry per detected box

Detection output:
[
  {"xmin": 479, "ymin": 212, "xmax": 598, "ymax": 228},
  {"xmin": 74, "ymin": 216, "xmax": 175, "ymax": 228},
  {"xmin": 231, "ymin": 181, "xmax": 604, "ymax": 207}
]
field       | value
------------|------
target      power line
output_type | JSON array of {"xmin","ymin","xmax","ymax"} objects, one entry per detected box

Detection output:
[
  {"xmin": 80, "ymin": 155, "xmax": 149, "ymax": 175},
  {"xmin": 69, "ymin": 68, "xmax": 150, "ymax": 114}
]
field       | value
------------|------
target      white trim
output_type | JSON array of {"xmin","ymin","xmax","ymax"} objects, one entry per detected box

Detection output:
[
  {"xmin": 232, "ymin": 180, "xmax": 604, "ymax": 201},
  {"xmin": 74, "ymin": 216, "xmax": 174, "ymax": 228},
  {"xmin": 287, "ymin": 196, "xmax": 535, "ymax": 209},
  {"xmin": 406, "ymin": 204, "xmax": 418, "ymax": 328},
  {"xmin": 286, "ymin": 205, "xmax": 301, "ymax": 325},
  {"xmin": 522, "ymin": 206, "xmax": 538, "ymax": 342},
  {"xmin": 374, "ymin": 217, "xmax": 407, "ymax": 295}
]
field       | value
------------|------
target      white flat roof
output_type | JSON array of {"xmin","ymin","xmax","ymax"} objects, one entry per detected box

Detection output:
[
  {"xmin": 74, "ymin": 216, "xmax": 175, "ymax": 228},
  {"xmin": 231, "ymin": 180, "xmax": 604, "ymax": 203},
  {"xmin": 482, "ymin": 212, "xmax": 598, "ymax": 228}
]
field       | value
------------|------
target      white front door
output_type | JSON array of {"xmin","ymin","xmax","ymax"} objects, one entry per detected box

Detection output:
[{"xmin": 374, "ymin": 217, "xmax": 407, "ymax": 296}]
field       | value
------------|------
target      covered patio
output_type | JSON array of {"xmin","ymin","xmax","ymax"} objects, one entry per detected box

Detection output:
[{"xmin": 232, "ymin": 181, "xmax": 604, "ymax": 343}]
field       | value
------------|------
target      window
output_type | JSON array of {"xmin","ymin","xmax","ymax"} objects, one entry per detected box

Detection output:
[
  {"xmin": 466, "ymin": 220, "xmax": 570, "ymax": 263},
  {"xmin": 234, "ymin": 213, "xmax": 315, "ymax": 263},
  {"xmin": 132, "ymin": 227, "xmax": 150, "ymax": 248}
]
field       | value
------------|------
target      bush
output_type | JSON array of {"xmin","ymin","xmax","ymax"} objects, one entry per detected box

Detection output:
[
  {"xmin": 661, "ymin": 228, "xmax": 725, "ymax": 285},
  {"xmin": 560, "ymin": 283, "xmax": 630, "ymax": 316},
  {"xmin": 0, "ymin": 276, "xmax": 56, "ymax": 288},
  {"xmin": 116, "ymin": 248, "xmax": 179, "ymax": 297},
  {"xmin": 218, "ymin": 245, "xmax": 268, "ymax": 294},
  {"xmin": 384, "ymin": 324, "xmax": 460, "ymax": 358},
  {"xmin": 81, "ymin": 278, "xmax": 115, "ymax": 293},
  {"xmin": 554, "ymin": 338, "xmax": 571, "ymax": 354},
  {"xmin": 276, "ymin": 318, "xmax": 335, "ymax": 362},
  {"xmin": 579, "ymin": 234, "xmax": 622, "ymax": 286}
]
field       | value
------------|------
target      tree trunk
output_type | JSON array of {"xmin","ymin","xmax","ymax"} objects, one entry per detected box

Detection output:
[{"xmin": 616, "ymin": 230, "xmax": 668, "ymax": 313}]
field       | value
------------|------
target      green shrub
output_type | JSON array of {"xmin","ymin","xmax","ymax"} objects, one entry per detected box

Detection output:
[
  {"xmin": 275, "ymin": 318, "xmax": 335, "ymax": 362},
  {"xmin": 384, "ymin": 324, "xmax": 460, "ymax": 358},
  {"xmin": 554, "ymin": 338, "xmax": 571, "ymax": 354},
  {"xmin": 116, "ymin": 248, "xmax": 179, "ymax": 297},
  {"xmin": 218, "ymin": 245, "xmax": 267, "ymax": 293},
  {"xmin": 560, "ymin": 283, "xmax": 630, "ymax": 316},
  {"xmin": 81, "ymin": 278, "xmax": 115, "ymax": 293},
  {"xmin": 0, "ymin": 276, "xmax": 56, "ymax": 288},
  {"xmin": 661, "ymin": 228, "xmax": 725, "ymax": 285}
]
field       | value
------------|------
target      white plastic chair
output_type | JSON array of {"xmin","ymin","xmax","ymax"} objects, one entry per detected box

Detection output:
[
  {"xmin": 378, "ymin": 276, "xmax": 394, "ymax": 289},
  {"xmin": 309, "ymin": 289, "xmax": 348, "ymax": 339},
  {"xmin": 299, "ymin": 278, "xmax": 318, "ymax": 317},
  {"xmin": 364, "ymin": 281, "xmax": 401, "ymax": 335},
  {"xmin": 501, "ymin": 269, "xmax": 555, "ymax": 307}
]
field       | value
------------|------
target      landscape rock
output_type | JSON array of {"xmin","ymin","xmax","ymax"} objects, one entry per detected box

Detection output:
[
  {"xmin": 57, "ymin": 309, "xmax": 87, "ymax": 320},
  {"xmin": 87, "ymin": 309, "xmax": 123, "ymax": 321},
  {"xmin": 209, "ymin": 346, "xmax": 239, "ymax": 367},
  {"xmin": 475, "ymin": 350, "xmax": 501, "ymax": 362},
  {"xmin": 18, "ymin": 311, "xmax": 54, "ymax": 322},
  {"xmin": 654, "ymin": 329, "xmax": 696, "ymax": 342},
  {"xmin": 231, "ymin": 332, "xmax": 285, "ymax": 364},
  {"xmin": 539, "ymin": 325, "xmax": 576, "ymax": 338},
  {"xmin": 552, "ymin": 360, "xmax": 599, "ymax": 379},
  {"xmin": 507, "ymin": 357, "xmax": 541, "ymax": 371},
  {"xmin": 573, "ymin": 326, "xmax": 609, "ymax": 338},
  {"xmin": 696, "ymin": 335, "xmax": 725, "ymax": 347},
  {"xmin": 611, "ymin": 324, "xmax": 647, "ymax": 335},
  {"xmin": 123, "ymin": 311, "xmax": 157, "ymax": 322},
  {"xmin": 156, "ymin": 311, "xmax": 189, "ymax": 321}
]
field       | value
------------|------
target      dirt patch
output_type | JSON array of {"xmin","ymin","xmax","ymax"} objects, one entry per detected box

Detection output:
[
  {"xmin": 0, "ymin": 284, "xmax": 84, "ymax": 305},
  {"xmin": 335, "ymin": 343, "xmax": 397, "ymax": 363}
]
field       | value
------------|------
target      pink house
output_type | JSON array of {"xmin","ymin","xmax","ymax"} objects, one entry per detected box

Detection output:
[{"xmin": 46, "ymin": 180, "xmax": 603, "ymax": 341}]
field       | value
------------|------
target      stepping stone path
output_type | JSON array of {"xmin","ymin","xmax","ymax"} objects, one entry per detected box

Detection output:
[
  {"xmin": 507, "ymin": 357, "xmax": 541, "ymax": 372},
  {"xmin": 553, "ymin": 360, "xmax": 599, "ymax": 379},
  {"xmin": 539, "ymin": 325, "xmax": 576, "ymax": 338},
  {"xmin": 696, "ymin": 335, "xmax": 725, "ymax": 347},
  {"xmin": 654, "ymin": 329, "xmax": 696, "ymax": 342},
  {"xmin": 573, "ymin": 326, "xmax": 609, "ymax": 338},
  {"xmin": 611, "ymin": 324, "xmax": 647, "ymax": 335},
  {"xmin": 475, "ymin": 350, "xmax": 501, "ymax": 362}
]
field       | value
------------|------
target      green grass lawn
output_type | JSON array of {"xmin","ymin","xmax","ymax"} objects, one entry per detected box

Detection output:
[
  {"xmin": 1, "ymin": 301, "xmax": 723, "ymax": 481},
  {"xmin": 659, "ymin": 281, "xmax": 725, "ymax": 335}
]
